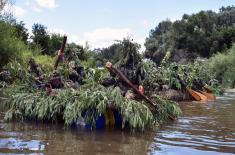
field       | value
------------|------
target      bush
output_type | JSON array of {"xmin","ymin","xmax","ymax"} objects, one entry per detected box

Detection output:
[
  {"xmin": 0, "ymin": 20, "xmax": 28, "ymax": 68},
  {"xmin": 209, "ymin": 44, "xmax": 235, "ymax": 88}
]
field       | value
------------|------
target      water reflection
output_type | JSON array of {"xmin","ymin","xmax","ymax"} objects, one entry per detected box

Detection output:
[{"xmin": 0, "ymin": 91, "xmax": 235, "ymax": 154}]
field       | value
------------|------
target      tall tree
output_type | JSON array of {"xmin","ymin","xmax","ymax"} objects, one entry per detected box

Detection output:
[
  {"xmin": 13, "ymin": 21, "xmax": 29, "ymax": 44},
  {"xmin": 49, "ymin": 33, "xmax": 64, "ymax": 55},
  {"xmin": 31, "ymin": 23, "xmax": 50, "ymax": 55}
]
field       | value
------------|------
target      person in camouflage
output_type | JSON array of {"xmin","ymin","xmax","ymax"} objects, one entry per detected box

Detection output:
[
  {"xmin": 28, "ymin": 58, "xmax": 42, "ymax": 77},
  {"xmin": 101, "ymin": 39, "xmax": 145, "ymax": 99},
  {"xmin": 0, "ymin": 70, "xmax": 11, "ymax": 83},
  {"xmin": 49, "ymin": 71, "xmax": 64, "ymax": 89},
  {"xmin": 28, "ymin": 58, "xmax": 44, "ymax": 88},
  {"xmin": 68, "ymin": 58, "xmax": 85, "ymax": 87}
]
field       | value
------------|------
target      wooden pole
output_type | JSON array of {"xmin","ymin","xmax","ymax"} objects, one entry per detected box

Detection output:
[
  {"xmin": 54, "ymin": 36, "xmax": 67, "ymax": 69},
  {"xmin": 105, "ymin": 62, "xmax": 176, "ymax": 120}
]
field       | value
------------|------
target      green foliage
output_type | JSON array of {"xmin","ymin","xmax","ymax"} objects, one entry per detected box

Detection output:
[
  {"xmin": 0, "ymin": 20, "xmax": 29, "ymax": 69},
  {"xmin": 145, "ymin": 20, "xmax": 174, "ymax": 65},
  {"xmin": 31, "ymin": 23, "xmax": 50, "ymax": 55},
  {"xmin": 209, "ymin": 44, "xmax": 235, "ymax": 88},
  {"xmin": 49, "ymin": 33, "xmax": 64, "ymax": 55},
  {"xmin": 12, "ymin": 21, "xmax": 29, "ymax": 44},
  {"xmin": 152, "ymin": 95, "xmax": 181, "ymax": 124},
  {"xmin": 65, "ymin": 43, "xmax": 89, "ymax": 61},
  {"xmin": 94, "ymin": 43, "xmax": 123, "ymax": 65},
  {"xmin": 93, "ymin": 38, "xmax": 141, "ymax": 66},
  {"xmin": 141, "ymin": 59, "xmax": 218, "ymax": 93},
  {"xmin": 3, "ymin": 85, "xmax": 181, "ymax": 131},
  {"xmin": 145, "ymin": 6, "xmax": 235, "ymax": 64}
]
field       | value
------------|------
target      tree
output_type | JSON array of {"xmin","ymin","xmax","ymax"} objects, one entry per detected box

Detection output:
[
  {"xmin": 94, "ymin": 43, "xmax": 122, "ymax": 65},
  {"xmin": 144, "ymin": 6, "xmax": 235, "ymax": 65},
  {"xmin": 13, "ymin": 21, "xmax": 29, "ymax": 44},
  {"xmin": 31, "ymin": 23, "xmax": 50, "ymax": 55},
  {"xmin": 144, "ymin": 20, "xmax": 173, "ymax": 65},
  {"xmin": 49, "ymin": 33, "xmax": 64, "ymax": 55},
  {"xmin": 93, "ymin": 38, "xmax": 141, "ymax": 66},
  {"xmin": 0, "ymin": 20, "xmax": 26, "ymax": 68},
  {"xmin": 65, "ymin": 43, "xmax": 90, "ymax": 61}
]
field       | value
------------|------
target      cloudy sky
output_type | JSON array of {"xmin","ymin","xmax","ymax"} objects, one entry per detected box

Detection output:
[{"xmin": 11, "ymin": 0, "xmax": 235, "ymax": 50}]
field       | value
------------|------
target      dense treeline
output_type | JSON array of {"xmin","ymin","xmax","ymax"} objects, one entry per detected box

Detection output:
[{"xmin": 144, "ymin": 6, "xmax": 235, "ymax": 65}]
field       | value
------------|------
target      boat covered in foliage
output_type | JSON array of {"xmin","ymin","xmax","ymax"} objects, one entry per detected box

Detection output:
[
  {"xmin": 0, "ymin": 38, "xmax": 221, "ymax": 131},
  {"xmin": 2, "ymin": 83, "xmax": 181, "ymax": 131}
]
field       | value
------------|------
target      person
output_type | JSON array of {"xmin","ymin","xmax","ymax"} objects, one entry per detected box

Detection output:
[
  {"xmin": 68, "ymin": 59, "xmax": 85, "ymax": 85},
  {"xmin": 0, "ymin": 70, "xmax": 11, "ymax": 83},
  {"xmin": 102, "ymin": 39, "xmax": 145, "ymax": 99},
  {"xmin": 28, "ymin": 58, "xmax": 44, "ymax": 88},
  {"xmin": 45, "ymin": 83, "xmax": 52, "ymax": 95},
  {"xmin": 28, "ymin": 58, "xmax": 42, "ymax": 77},
  {"xmin": 49, "ymin": 71, "xmax": 64, "ymax": 89}
]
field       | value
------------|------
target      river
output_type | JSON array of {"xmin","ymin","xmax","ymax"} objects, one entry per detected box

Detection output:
[{"xmin": 0, "ymin": 90, "xmax": 235, "ymax": 155}]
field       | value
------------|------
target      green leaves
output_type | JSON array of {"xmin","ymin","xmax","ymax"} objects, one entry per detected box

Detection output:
[{"xmin": 3, "ymin": 83, "xmax": 181, "ymax": 131}]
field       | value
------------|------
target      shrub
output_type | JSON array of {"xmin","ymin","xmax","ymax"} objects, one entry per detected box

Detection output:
[
  {"xmin": 0, "ymin": 20, "xmax": 27, "ymax": 68},
  {"xmin": 209, "ymin": 44, "xmax": 235, "ymax": 88}
]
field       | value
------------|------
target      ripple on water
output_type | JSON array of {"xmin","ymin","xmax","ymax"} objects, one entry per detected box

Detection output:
[
  {"xmin": 150, "ymin": 98, "xmax": 235, "ymax": 155},
  {"xmin": 0, "ymin": 138, "xmax": 44, "ymax": 150},
  {"xmin": 0, "ymin": 138, "xmax": 45, "ymax": 153},
  {"xmin": 0, "ymin": 91, "xmax": 235, "ymax": 155}
]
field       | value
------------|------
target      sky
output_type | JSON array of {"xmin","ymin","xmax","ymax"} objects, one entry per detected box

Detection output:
[{"xmin": 9, "ymin": 0, "xmax": 235, "ymax": 50}]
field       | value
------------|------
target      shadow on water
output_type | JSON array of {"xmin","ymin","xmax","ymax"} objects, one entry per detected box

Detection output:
[{"xmin": 0, "ymin": 90, "xmax": 235, "ymax": 155}]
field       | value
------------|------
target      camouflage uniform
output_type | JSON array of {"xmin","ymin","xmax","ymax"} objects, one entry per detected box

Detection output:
[
  {"xmin": 68, "ymin": 59, "xmax": 85, "ymax": 85},
  {"xmin": 101, "ymin": 40, "xmax": 145, "ymax": 96},
  {"xmin": 28, "ymin": 58, "xmax": 44, "ymax": 88},
  {"xmin": 49, "ymin": 71, "xmax": 64, "ymax": 89},
  {"xmin": 28, "ymin": 58, "xmax": 42, "ymax": 77}
]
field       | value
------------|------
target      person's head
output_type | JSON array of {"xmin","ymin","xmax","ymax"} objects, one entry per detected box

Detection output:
[
  {"xmin": 52, "ymin": 71, "xmax": 60, "ymax": 77},
  {"xmin": 28, "ymin": 58, "xmax": 35, "ymax": 65},
  {"xmin": 45, "ymin": 83, "xmax": 52, "ymax": 94},
  {"xmin": 69, "ymin": 61, "xmax": 76, "ymax": 69}
]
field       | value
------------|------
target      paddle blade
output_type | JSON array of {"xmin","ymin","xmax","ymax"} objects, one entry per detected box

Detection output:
[
  {"xmin": 201, "ymin": 91, "xmax": 216, "ymax": 101},
  {"xmin": 187, "ymin": 88, "xmax": 201, "ymax": 101},
  {"xmin": 187, "ymin": 88, "xmax": 207, "ymax": 101}
]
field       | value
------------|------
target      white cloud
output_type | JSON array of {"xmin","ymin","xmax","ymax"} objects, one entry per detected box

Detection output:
[
  {"xmin": 24, "ymin": 0, "xmax": 31, "ymax": 6},
  {"xmin": 33, "ymin": 7, "xmax": 42, "ymax": 13},
  {"xmin": 3, "ymin": 5, "xmax": 27, "ymax": 18},
  {"xmin": 81, "ymin": 27, "xmax": 132, "ymax": 48},
  {"xmin": 46, "ymin": 27, "xmax": 146, "ymax": 51},
  {"xmin": 35, "ymin": 0, "xmax": 58, "ymax": 9},
  {"xmin": 14, "ymin": 6, "xmax": 27, "ymax": 18}
]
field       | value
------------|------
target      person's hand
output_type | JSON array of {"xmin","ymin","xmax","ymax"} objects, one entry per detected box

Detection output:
[
  {"xmin": 105, "ymin": 62, "xmax": 112, "ymax": 69},
  {"xmin": 139, "ymin": 85, "xmax": 144, "ymax": 94}
]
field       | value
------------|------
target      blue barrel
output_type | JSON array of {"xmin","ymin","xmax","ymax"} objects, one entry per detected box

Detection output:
[{"xmin": 85, "ymin": 108, "xmax": 122, "ymax": 129}]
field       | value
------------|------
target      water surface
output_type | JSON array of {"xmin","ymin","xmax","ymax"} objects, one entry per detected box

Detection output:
[{"xmin": 0, "ymin": 90, "xmax": 235, "ymax": 154}]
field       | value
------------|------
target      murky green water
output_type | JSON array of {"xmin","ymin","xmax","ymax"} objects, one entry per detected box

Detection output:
[{"xmin": 0, "ymin": 90, "xmax": 235, "ymax": 155}]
